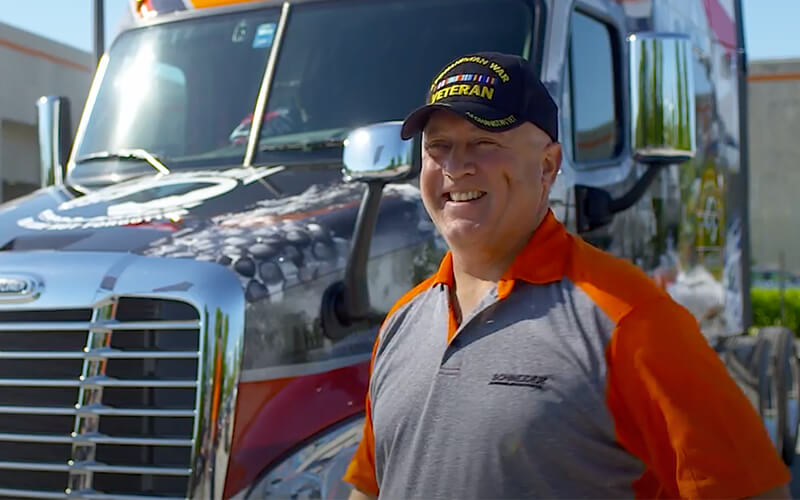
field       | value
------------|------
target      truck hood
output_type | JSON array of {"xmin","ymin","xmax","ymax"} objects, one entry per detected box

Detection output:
[{"xmin": 0, "ymin": 166, "xmax": 436, "ymax": 301}]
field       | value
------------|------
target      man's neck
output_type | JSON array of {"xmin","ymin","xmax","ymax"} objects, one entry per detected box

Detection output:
[
  {"xmin": 449, "ymin": 258, "xmax": 507, "ymax": 326},
  {"xmin": 448, "ymin": 207, "xmax": 552, "ymax": 322},
  {"xmin": 449, "ymin": 212, "xmax": 547, "ymax": 322}
]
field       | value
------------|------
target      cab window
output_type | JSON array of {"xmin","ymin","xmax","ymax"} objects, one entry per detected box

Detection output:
[{"xmin": 568, "ymin": 11, "xmax": 622, "ymax": 163}]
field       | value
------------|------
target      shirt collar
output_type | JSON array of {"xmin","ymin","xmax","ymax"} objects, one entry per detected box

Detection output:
[{"xmin": 431, "ymin": 210, "xmax": 570, "ymax": 294}]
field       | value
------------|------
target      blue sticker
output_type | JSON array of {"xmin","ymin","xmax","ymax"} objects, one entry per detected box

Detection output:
[{"xmin": 253, "ymin": 23, "xmax": 276, "ymax": 49}]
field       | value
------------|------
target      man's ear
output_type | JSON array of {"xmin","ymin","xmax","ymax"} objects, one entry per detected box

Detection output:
[{"xmin": 541, "ymin": 142, "xmax": 562, "ymax": 189}]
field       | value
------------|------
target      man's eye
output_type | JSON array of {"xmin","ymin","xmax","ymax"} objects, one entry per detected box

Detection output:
[{"xmin": 425, "ymin": 142, "xmax": 450, "ymax": 151}]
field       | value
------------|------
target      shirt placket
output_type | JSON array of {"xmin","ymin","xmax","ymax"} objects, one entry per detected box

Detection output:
[{"xmin": 439, "ymin": 285, "xmax": 506, "ymax": 374}]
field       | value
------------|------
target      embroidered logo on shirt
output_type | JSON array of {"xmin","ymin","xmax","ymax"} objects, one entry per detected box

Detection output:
[{"xmin": 489, "ymin": 373, "xmax": 549, "ymax": 389}]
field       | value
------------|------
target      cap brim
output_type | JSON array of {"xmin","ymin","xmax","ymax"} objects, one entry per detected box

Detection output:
[{"xmin": 400, "ymin": 101, "xmax": 520, "ymax": 139}]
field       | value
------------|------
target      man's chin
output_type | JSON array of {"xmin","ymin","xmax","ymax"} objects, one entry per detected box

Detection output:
[{"xmin": 440, "ymin": 222, "xmax": 491, "ymax": 249}]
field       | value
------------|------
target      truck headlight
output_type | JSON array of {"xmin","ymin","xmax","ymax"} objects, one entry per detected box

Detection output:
[{"xmin": 245, "ymin": 416, "xmax": 363, "ymax": 499}]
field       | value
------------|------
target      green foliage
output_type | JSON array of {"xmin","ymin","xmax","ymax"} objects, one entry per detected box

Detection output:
[{"xmin": 751, "ymin": 287, "xmax": 800, "ymax": 336}]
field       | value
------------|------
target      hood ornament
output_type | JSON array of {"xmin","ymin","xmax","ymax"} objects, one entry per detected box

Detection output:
[{"xmin": 0, "ymin": 274, "xmax": 43, "ymax": 303}]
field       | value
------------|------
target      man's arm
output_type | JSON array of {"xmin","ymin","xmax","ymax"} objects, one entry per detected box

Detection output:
[
  {"xmin": 606, "ymin": 298, "xmax": 792, "ymax": 498},
  {"xmin": 348, "ymin": 488, "xmax": 378, "ymax": 500}
]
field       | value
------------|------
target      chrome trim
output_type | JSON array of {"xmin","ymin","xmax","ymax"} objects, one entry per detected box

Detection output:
[
  {"xmin": 74, "ymin": 406, "xmax": 195, "ymax": 417},
  {"xmin": 0, "ymin": 433, "xmax": 192, "ymax": 446},
  {"xmin": 65, "ymin": 54, "xmax": 110, "ymax": 192},
  {"xmin": 0, "ymin": 378, "xmax": 197, "ymax": 388},
  {"xmin": 0, "ymin": 318, "xmax": 200, "ymax": 332},
  {"xmin": 0, "ymin": 405, "xmax": 79, "ymax": 415},
  {"xmin": 0, "ymin": 461, "xmax": 190, "ymax": 476},
  {"xmin": 0, "ymin": 322, "xmax": 92, "ymax": 331},
  {"xmin": 244, "ymin": 0, "xmax": 290, "ymax": 175},
  {"xmin": 0, "ymin": 252, "xmax": 246, "ymax": 499},
  {"xmin": 0, "ymin": 489, "xmax": 185, "ymax": 500},
  {"xmin": 0, "ymin": 406, "xmax": 192, "ymax": 417},
  {"xmin": 0, "ymin": 349, "xmax": 199, "ymax": 360},
  {"xmin": 0, "ymin": 488, "xmax": 66, "ymax": 499},
  {"xmin": 91, "ymin": 319, "xmax": 200, "ymax": 331},
  {"xmin": 0, "ymin": 273, "xmax": 43, "ymax": 303},
  {"xmin": 67, "ymin": 300, "xmax": 112, "ymax": 495}
]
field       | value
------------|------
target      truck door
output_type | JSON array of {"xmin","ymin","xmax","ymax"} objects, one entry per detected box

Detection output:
[{"xmin": 548, "ymin": 2, "xmax": 647, "ymax": 258}]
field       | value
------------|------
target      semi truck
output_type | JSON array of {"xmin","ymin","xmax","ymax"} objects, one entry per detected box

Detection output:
[{"xmin": 0, "ymin": 0, "xmax": 795, "ymax": 498}]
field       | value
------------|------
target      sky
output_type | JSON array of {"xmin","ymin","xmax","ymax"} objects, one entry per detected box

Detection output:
[{"xmin": 0, "ymin": 0, "xmax": 798, "ymax": 61}]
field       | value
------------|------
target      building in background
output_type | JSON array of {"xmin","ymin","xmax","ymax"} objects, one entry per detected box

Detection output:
[
  {"xmin": 748, "ymin": 59, "xmax": 800, "ymax": 273},
  {"xmin": 0, "ymin": 21, "xmax": 92, "ymax": 202}
]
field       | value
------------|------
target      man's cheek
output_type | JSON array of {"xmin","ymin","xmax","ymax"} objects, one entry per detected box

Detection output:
[{"xmin": 418, "ymin": 180, "xmax": 439, "ymax": 214}]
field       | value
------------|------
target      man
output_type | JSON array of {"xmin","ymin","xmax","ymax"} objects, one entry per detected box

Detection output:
[{"xmin": 343, "ymin": 52, "xmax": 791, "ymax": 499}]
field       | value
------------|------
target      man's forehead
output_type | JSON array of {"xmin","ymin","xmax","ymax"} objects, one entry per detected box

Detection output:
[
  {"xmin": 423, "ymin": 110, "xmax": 500, "ymax": 136},
  {"xmin": 422, "ymin": 111, "xmax": 547, "ymax": 143}
]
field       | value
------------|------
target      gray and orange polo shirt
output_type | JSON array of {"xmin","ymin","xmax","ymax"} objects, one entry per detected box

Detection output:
[{"xmin": 343, "ymin": 211, "xmax": 789, "ymax": 499}]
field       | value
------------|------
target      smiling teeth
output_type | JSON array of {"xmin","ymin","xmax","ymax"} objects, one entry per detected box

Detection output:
[{"xmin": 450, "ymin": 191, "xmax": 484, "ymax": 202}]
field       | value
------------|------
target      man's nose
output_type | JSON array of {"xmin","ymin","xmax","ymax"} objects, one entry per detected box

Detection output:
[{"xmin": 442, "ymin": 144, "xmax": 477, "ymax": 179}]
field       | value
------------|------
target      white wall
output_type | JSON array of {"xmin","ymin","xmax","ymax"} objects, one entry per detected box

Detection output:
[
  {"xmin": 0, "ymin": 21, "xmax": 93, "ymax": 201},
  {"xmin": 0, "ymin": 120, "xmax": 39, "ymax": 199},
  {"xmin": 748, "ymin": 59, "xmax": 800, "ymax": 273}
]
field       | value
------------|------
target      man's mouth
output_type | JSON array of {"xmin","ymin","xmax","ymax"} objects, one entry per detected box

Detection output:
[{"xmin": 446, "ymin": 191, "xmax": 486, "ymax": 202}]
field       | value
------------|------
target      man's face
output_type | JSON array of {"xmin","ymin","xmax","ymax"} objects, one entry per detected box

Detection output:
[{"xmin": 420, "ymin": 110, "xmax": 560, "ymax": 253}]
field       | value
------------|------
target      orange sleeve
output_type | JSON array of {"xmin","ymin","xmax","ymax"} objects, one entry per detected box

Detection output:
[
  {"xmin": 342, "ymin": 332, "xmax": 381, "ymax": 496},
  {"xmin": 606, "ymin": 297, "xmax": 790, "ymax": 499},
  {"xmin": 342, "ymin": 389, "xmax": 379, "ymax": 496}
]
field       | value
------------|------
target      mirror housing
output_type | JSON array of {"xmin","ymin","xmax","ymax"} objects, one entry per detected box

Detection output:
[
  {"xmin": 342, "ymin": 121, "xmax": 419, "ymax": 183},
  {"xmin": 322, "ymin": 122, "xmax": 419, "ymax": 338},
  {"xmin": 629, "ymin": 33, "xmax": 696, "ymax": 164},
  {"xmin": 576, "ymin": 33, "xmax": 698, "ymax": 234},
  {"xmin": 36, "ymin": 96, "xmax": 72, "ymax": 187}
]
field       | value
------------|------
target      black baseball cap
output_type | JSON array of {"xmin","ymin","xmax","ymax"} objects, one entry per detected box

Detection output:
[{"xmin": 401, "ymin": 52, "xmax": 558, "ymax": 142}]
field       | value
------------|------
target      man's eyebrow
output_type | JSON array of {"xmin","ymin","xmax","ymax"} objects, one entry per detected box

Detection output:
[{"xmin": 423, "ymin": 125, "xmax": 446, "ymax": 137}]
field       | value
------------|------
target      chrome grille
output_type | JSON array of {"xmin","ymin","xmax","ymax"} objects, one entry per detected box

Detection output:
[{"xmin": 0, "ymin": 297, "xmax": 201, "ymax": 499}]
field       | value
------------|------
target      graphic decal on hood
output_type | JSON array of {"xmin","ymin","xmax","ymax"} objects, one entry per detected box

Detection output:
[
  {"xmin": 142, "ymin": 182, "xmax": 437, "ymax": 303},
  {"xmin": 17, "ymin": 166, "xmax": 283, "ymax": 231}
]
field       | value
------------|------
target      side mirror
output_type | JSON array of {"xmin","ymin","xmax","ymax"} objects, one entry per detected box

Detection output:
[
  {"xmin": 576, "ymin": 33, "xmax": 697, "ymax": 233},
  {"xmin": 36, "ymin": 96, "xmax": 72, "ymax": 187},
  {"xmin": 342, "ymin": 121, "xmax": 419, "ymax": 183},
  {"xmin": 321, "ymin": 122, "xmax": 419, "ymax": 338},
  {"xmin": 629, "ymin": 33, "xmax": 696, "ymax": 164}
]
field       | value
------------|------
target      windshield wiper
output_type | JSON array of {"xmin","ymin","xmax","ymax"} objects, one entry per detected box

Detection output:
[
  {"xmin": 74, "ymin": 149, "xmax": 171, "ymax": 175},
  {"xmin": 260, "ymin": 139, "xmax": 344, "ymax": 152}
]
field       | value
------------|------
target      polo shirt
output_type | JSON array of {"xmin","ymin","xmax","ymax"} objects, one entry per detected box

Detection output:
[{"xmin": 343, "ymin": 211, "xmax": 790, "ymax": 499}]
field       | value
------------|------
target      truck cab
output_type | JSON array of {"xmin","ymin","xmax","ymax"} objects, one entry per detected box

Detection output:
[{"xmin": 0, "ymin": 0, "xmax": 795, "ymax": 499}]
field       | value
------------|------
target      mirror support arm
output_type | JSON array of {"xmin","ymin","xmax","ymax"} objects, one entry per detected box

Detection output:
[
  {"xmin": 576, "ymin": 164, "xmax": 662, "ymax": 233},
  {"xmin": 609, "ymin": 164, "xmax": 660, "ymax": 213},
  {"xmin": 341, "ymin": 181, "xmax": 385, "ymax": 320},
  {"xmin": 321, "ymin": 180, "xmax": 386, "ymax": 340}
]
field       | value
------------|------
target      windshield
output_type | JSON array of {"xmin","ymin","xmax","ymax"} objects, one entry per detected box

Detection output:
[
  {"xmin": 72, "ymin": 9, "xmax": 280, "ymax": 184},
  {"xmin": 257, "ymin": 0, "xmax": 535, "ymax": 160},
  {"xmin": 70, "ymin": 0, "xmax": 535, "ymax": 184}
]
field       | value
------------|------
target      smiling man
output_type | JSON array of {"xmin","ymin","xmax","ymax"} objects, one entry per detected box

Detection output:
[{"xmin": 343, "ymin": 52, "xmax": 790, "ymax": 499}]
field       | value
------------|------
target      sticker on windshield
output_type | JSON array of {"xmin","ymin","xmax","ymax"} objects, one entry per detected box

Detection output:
[
  {"xmin": 232, "ymin": 20, "xmax": 248, "ymax": 43},
  {"xmin": 253, "ymin": 23, "xmax": 276, "ymax": 49}
]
